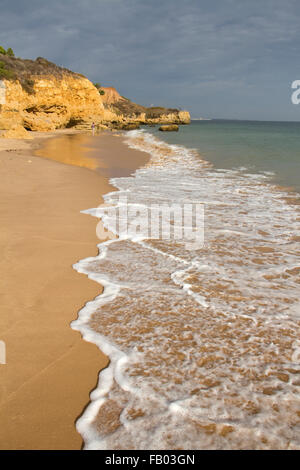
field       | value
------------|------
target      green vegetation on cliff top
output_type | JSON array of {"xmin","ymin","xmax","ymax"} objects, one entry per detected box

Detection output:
[{"xmin": 0, "ymin": 49, "xmax": 106, "ymax": 98}]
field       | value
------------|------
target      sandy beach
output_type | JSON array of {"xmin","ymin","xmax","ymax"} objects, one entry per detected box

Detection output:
[{"xmin": 0, "ymin": 130, "xmax": 148, "ymax": 449}]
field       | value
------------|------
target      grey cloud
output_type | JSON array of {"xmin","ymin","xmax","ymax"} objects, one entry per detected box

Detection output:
[{"xmin": 0, "ymin": 0, "xmax": 300, "ymax": 119}]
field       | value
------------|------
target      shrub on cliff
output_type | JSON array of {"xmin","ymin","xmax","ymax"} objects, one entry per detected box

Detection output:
[
  {"xmin": 0, "ymin": 46, "xmax": 15, "ymax": 57},
  {"xmin": 0, "ymin": 61, "xmax": 15, "ymax": 79},
  {"xmin": 94, "ymin": 82, "xmax": 105, "ymax": 95},
  {"xmin": 6, "ymin": 48, "xmax": 15, "ymax": 57}
]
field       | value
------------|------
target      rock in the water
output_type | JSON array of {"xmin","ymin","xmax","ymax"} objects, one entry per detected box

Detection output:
[
  {"xmin": 159, "ymin": 124, "xmax": 179, "ymax": 132},
  {"xmin": 120, "ymin": 123, "xmax": 140, "ymax": 130}
]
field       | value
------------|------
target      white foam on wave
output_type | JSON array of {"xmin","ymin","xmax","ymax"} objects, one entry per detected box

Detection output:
[
  {"xmin": 72, "ymin": 241, "xmax": 141, "ymax": 449},
  {"xmin": 71, "ymin": 129, "xmax": 300, "ymax": 450}
]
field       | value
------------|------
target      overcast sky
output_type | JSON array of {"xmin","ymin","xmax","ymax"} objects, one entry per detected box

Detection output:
[{"xmin": 1, "ymin": 0, "xmax": 300, "ymax": 120}]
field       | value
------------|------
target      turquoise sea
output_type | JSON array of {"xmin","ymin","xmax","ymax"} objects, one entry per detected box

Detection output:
[{"xmin": 146, "ymin": 119, "xmax": 300, "ymax": 193}]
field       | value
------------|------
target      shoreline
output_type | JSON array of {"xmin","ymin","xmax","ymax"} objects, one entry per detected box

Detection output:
[{"xmin": 0, "ymin": 129, "xmax": 149, "ymax": 449}]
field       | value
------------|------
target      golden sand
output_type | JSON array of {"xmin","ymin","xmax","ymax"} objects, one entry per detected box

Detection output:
[{"xmin": 0, "ymin": 129, "xmax": 148, "ymax": 449}]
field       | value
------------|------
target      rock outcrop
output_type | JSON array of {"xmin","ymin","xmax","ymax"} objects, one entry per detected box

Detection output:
[
  {"xmin": 159, "ymin": 124, "xmax": 179, "ymax": 132},
  {"xmin": 1, "ymin": 124, "xmax": 33, "ymax": 139},
  {"xmin": 0, "ymin": 54, "xmax": 190, "ymax": 136},
  {"xmin": 101, "ymin": 86, "xmax": 190, "ymax": 126}
]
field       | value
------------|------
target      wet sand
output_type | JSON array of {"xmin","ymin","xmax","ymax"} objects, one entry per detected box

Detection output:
[{"xmin": 0, "ymin": 130, "xmax": 148, "ymax": 449}]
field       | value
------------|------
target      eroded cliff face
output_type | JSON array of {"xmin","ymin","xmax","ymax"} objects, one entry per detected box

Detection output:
[
  {"xmin": 0, "ymin": 75, "xmax": 105, "ymax": 132},
  {"xmin": 101, "ymin": 86, "xmax": 125, "ymax": 106}
]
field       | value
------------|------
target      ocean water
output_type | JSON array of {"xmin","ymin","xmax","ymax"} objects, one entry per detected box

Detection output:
[
  {"xmin": 150, "ymin": 120, "xmax": 300, "ymax": 193},
  {"xmin": 71, "ymin": 121, "xmax": 300, "ymax": 450}
]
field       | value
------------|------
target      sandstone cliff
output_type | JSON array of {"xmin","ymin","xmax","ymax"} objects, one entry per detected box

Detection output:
[
  {"xmin": 0, "ymin": 56, "xmax": 105, "ymax": 133},
  {"xmin": 0, "ymin": 54, "xmax": 190, "ymax": 135}
]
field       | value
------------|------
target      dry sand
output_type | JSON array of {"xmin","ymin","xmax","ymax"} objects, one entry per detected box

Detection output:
[{"xmin": 0, "ymin": 129, "xmax": 149, "ymax": 449}]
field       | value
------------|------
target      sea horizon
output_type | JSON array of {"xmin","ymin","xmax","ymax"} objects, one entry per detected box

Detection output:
[{"xmin": 192, "ymin": 118, "xmax": 300, "ymax": 122}]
